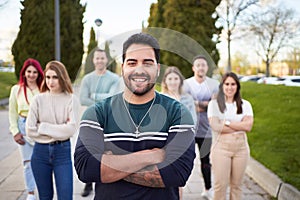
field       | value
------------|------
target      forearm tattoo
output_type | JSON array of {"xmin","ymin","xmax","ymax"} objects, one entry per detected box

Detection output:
[{"xmin": 123, "ymin": 165, "xmax": 165, "ymax": 188}]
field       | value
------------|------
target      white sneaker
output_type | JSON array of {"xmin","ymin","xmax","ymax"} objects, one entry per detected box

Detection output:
[
  {"xmin": 26, "ymin": 194, "xmax": 36, "ymax": 200},
  {"xmin": 201, "ymin": 189, "xmax": 213, "ymax": 200}
]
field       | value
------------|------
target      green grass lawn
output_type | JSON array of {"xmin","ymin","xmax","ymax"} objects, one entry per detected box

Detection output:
[
  {"xmin": 0, "ymin": 72, "xmax": 17, "ymax": 99},
  {"xmin": 241, "ymin": 82, "xmax": 300, "ymax": 190}
]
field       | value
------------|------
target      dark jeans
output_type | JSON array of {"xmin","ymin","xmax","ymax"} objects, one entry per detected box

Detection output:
[
  {"xmin": 195, "ymin": 137, "xmax": 212, "ymax": 190},
  {"xmin": 31, "ymin": 140, "xmax": 73, "ymax": 200}
]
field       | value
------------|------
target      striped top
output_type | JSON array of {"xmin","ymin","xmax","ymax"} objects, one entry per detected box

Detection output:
[{"xmin": 74, "ymin": 92, "xmax": 196, "ymax": 200}]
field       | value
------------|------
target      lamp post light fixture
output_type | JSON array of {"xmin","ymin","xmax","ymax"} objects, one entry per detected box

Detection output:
[
  {"xmin": 94, "ymin": 18, "xmax": 102, "ymax": 46},
  {"xmin": 95, "ymin": 18, "xmax": 102, "ymax": 27}
]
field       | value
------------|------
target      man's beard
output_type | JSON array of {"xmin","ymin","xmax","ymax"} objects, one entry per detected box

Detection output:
[
  {"xmin": 123, "ymin": 71, "xmax": 158, "ymax": 96},
  {"xmin": 124, "ymin": 79, "xmax": 156, "ymax": 96},
  {"xmin": 197, "ymin": 72, "xmax": 205, "ymax": 79}
]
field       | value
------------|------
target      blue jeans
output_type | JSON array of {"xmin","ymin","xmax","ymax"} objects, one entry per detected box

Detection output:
[
  {"xmin": 31, "ymin": 140, "xmax": 73, "ymax": 200},
  {"xmin": 17, "ymin": 116, "xmax": 36, "ymax": 193}
]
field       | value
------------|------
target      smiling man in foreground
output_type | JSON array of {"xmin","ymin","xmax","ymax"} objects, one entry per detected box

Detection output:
[{"xmin": 74, "ymin": 33, "xmax": 195, "ymax": 200}]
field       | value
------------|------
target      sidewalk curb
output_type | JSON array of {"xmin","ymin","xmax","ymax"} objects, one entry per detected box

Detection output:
[
  {"xmin": 246, "ymin": 157, "xmax": 300, "ymax": 200},
  {"xmin": 277, "ymin": 183, "xmax": 300, "ymax": 200}
]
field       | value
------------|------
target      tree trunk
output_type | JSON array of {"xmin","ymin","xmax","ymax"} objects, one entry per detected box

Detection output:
[
  {"xmin": 266, "ymin": 58, "xmax": 270, "ymax": 77},
  {"xmin": 227, "ymin": 30, "xmax": 232, "ymax": 72}
]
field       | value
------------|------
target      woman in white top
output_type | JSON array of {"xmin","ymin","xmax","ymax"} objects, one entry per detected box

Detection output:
[
  {"xmin": 207, "ymin": 72, "xmax": 254, "ymax": 200},
  {"xmin": 26, "ymin": 61, "xmax": 80, "ymax": 200}
]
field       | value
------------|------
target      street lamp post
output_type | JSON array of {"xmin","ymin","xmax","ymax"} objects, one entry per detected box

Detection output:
[
  {"xmin": 55, "ymin": 0, "xmax": 60, "ymax": 61},
  {"xmin": 94, "ymin": 18, "xmax": 102, "ymax": 47}
]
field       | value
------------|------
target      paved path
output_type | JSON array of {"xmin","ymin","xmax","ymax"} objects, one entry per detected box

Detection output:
[{"xmin": 0, "ymin": 108, "xmax": 271, "ymax": 200}]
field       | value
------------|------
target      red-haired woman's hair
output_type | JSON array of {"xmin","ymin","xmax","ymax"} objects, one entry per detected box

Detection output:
[{"xmin": 18, "ymin": 58, "xmax": 44, "ymax": 104}]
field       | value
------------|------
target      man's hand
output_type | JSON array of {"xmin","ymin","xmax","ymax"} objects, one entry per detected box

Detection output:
[
  {"xmin": 123, "ymin": 164, "xmax": 165, "ymax": 188},
  {"xmin": 122, "ymin": 148, "xmax": 166, "ymax": 187},
  {"xmin": 101, "ymin": 148, "xmax": 165, "ymax": 183},
  {"xmin": 195, "ymin": 101, "xmax": 209, "ymax": 112},
  {"xmin": 14, "ymin": 133, "xmax": 25, "ymax": 145},
  {"xmin": 90, "ymin": 93, "xmax": 96, "ymax": 100}
]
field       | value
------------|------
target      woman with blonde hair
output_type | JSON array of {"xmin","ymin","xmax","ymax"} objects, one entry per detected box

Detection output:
[
  {"xmin": 161, "ymin": 66, "xmax": 197, "ymax": 199},
  {"xmin": 161, "ymin": 66, "xmax": 197, "ymax": 124},
  {"xmin": 9, "ymin": 58, "xmax": 44, "ymax": 200},
  {"xmin": 26, "ymin": 61, "xmax": 80, "ymax": 200}
]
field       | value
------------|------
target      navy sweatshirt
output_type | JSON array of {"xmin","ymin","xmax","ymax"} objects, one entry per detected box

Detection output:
[{"xmin": 74, "ymin": 92, "xmax": 195, "ymax": 200}]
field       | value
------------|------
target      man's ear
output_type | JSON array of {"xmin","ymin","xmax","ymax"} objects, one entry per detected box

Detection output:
[
  {"xmin": 157, "ymin": 63, "xmax": 161, "ymax": 76},
  {"xmin": 121, "ymin": 64, "xmax": 124, "ymax": 76}
]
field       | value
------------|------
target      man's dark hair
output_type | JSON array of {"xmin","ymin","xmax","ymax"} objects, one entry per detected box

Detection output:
[
  {"xmin": 192, "ymin": 55, "xmax": 208, "ymax": 64},
  {"xmin": 122, "ymin": 33, "xmax": 160, "ymax": 63},
  {"xmin": 93, "ymin": 48, "xmax": 106, "ymax": 58}
]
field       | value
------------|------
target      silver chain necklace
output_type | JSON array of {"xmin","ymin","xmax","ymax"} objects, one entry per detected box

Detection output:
[{"xmin": 122, "ymin": 94, "xmax": 156, "ymax": 136}]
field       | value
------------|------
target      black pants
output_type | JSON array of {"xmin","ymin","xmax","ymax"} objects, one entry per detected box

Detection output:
[
  {"xmin": 195, "ymin": 137, "xmax": 212, "ymax": 190},
  {"xmin": 85, "ymin": 182, "xmax": 93, "ymax": 189}
]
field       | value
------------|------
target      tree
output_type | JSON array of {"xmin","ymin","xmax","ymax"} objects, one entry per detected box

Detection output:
[
  {"xmin": 12, "ymin": 0, "xmax": 85, "ymax": 82},
  {"xmin": 148, "ymin": 0, "xmax": 167, "ymax": 28},
  {"xmin": 248, "ymin": 6, "xmax": 300, "ymax": 77},
  {"xmin": 87, "ymin": 27, "xmax": 97, "ymax": 53},
  {"xmin": 84, "ymin": 27, "xmax": 97, "ymax": 74},
  {"xmin": 147, "ymin": 0, "xmax": 221, "ymax": 78},
  {"xmin": 104, "ymin": 41, "xmax": 117, "ymax": 73},
  {"xmin": 216, "ymin": 0, "xmax": 258, "ymax": 72},
  {"xmin": 60, "ymin": 0, "xmax": 85, "ymax": 81}
]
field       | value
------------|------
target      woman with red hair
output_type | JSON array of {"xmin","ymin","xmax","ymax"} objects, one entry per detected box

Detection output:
[{"xmin": 9, "ymin": 58, "xmax": 44, "ymax": 200}]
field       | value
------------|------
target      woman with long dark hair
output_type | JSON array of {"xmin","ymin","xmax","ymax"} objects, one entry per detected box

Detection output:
[
  {"xmin": 9, "ymin": 58, "xmax": 44, "ymax": 200},
  {"xmin": 207, "ymin": 72, "xmax": 254, "ymax": 200}
]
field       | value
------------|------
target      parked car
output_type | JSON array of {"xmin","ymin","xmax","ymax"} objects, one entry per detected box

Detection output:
[
  {"xmin": 257, "ymin": 77, "xmax": 274, "ymax": 84},
  {"xmin": 281, "ymin": 76, "xmax": 300, "ymax": 87},
  {"xmin": 257, "ymin": 77, "xmax": 285, "ymax": 85},
  {"xmin": 240, "ymin": 75, "xmax": 262, "ymax": 82},
  {"xmin": 237, "ymin": 74, "xmax": 244, "ymax": 80}
]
